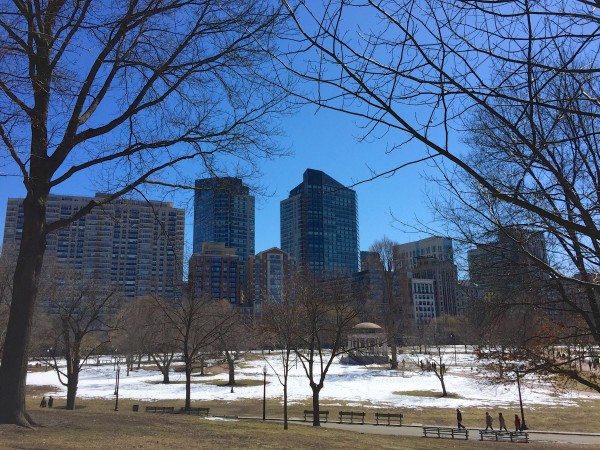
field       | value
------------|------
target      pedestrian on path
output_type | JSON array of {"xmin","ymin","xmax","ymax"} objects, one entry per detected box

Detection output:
[
  {"xmin": 48, "ymin": 395, "xmax": 54, "ymax": 408},
  {"xmin": 498, "ymin": 412, "xmax": 508, "ymax": 432},
  {"xmin": 456, "ymin": 408, "xmax": 466, "ymax": 429},
  {"xmin": 39, "ymin": 396, "xmax": 47, "ymax": 408},
  {"xmin": 485, "ymin": 412, "xmax": 494, "ymax": 431},
  {"xmin": 514, "ymin": 414, "xmax": 521, "ymax": 432}
]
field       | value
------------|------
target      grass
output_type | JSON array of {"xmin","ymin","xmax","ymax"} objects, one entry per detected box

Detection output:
[
  {"xmin": 0, "ymin": 399, "xmax": 580, "ymax": 450},
  {"xmin": 393, "ymin": 390, "xmax": 463, "ymax": 399}
]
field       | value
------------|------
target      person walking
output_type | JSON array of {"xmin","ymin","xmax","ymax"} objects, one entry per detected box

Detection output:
[
  {"xmin": 485, "ymin": 412, "xmax": 494, "ymax": 431},
  {"xmin": 48, "ymin": 395, "xmax": 54, "ymax": 408},
  {"xmin": 514, "ymin": 414, "xmax": 522, "ymax": 432},
  {"xmin": 456, "ymin": 408, "xmax": 466, "ymax": 429},
  {"xmin": 39, "ymin": 396, "xmax": 47, "ymax": 408},
  {"xmin": 498, "ymin": 412, "xmax": 508, "ymax": 432}
]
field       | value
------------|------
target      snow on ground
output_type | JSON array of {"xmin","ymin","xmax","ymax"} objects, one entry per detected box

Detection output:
[{"xmin": 27, "ymin": 349, "xmax": 600, "ymax": 409}]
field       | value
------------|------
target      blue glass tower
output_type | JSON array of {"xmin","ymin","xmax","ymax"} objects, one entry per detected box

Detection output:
[
  {"xmin": 193, "ymin": 177, "xmax": 255, "ymax": 285},
  {"xmin": 280, "ymin": 169, "xmax": 358, "ymax": 275}
]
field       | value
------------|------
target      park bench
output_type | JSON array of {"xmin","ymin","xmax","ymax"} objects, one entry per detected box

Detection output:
[
  {"xmin": 422, "ymin": 426, "xmax": 469, "ymax": 440},
  {"xmin": 375, "ymin": 412, "xmax": 403, "ymax": 426},
  {"xmin": 303, "ymin": 410, "xmax": 329, "ymax": 423},
  {"xmin": 338, "ymin": 410, "xmax": 365, "ymax": 424},
  {"xmin": 145, "ymin": 406, "xmax": 175, "ymax": 414},
  {"xmin": 479, "ymin": 430, "xmax": 529, "ymax": 443},
  {"xmin": 180, "ymin": 407, "xmax": 210, "ymax": 416}
]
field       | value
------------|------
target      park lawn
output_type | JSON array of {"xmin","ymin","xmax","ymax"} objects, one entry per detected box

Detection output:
[
  {"xmin": 0, "ymin": 400, "xmax": 583, "ymax": 450},
  {"xmin": 21, "ymin": 394, "xmax": 600, "ymax": 434}
]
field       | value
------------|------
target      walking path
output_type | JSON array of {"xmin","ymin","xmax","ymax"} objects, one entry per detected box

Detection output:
[{"xmin": 239, "ymin": 417, "xmax": 600, "ymax": 446}]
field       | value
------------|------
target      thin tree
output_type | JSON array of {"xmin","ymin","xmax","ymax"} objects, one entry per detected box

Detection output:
[
  {"xmin": 369, "ymin": 237, "xmax": 400, "ymax": 369},
  {"xmin": 0, "ymin": 0, "xmax": 288, "ymax": 425},
  {"xmin": 157, "ymin": 292, "xmax": 237, "ymax": 409},
  {"xmin": 294, "ymin": 271, "xmax": 360, "ymax": 427},
  {"xmin": 261, "ymin": 279, "xmax": 302, "ymax": 430},
  {"xmin": 35, "ymin": 268, "xmax": 121, "ymax": 410}
]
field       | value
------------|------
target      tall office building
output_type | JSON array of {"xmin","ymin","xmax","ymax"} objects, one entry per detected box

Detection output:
[
  {"xmin": 394, "ymin": 236, "xmax": 458, "ymax": 316},
  {"xmin": 246, "ymin": 247, "xmax": 292, "ymax": 313},
  {"xmin": 188, "ymin": 242, "xmax": 240, "ymax": 304},
  {"xmin": 468, "ymin": 227, "xmax": 548, "ymax": 289},
  {"xmin": 2, "ymin": 193, "xmax": 184, "ymax": 299},
  {"xmin": 393, "ymin": 236, "xmax": 454, "ymax": 270},
  {"xmin": 280, "ymin": 169, "xmax": 358, "ymax": 275},
  {"xmin": 193, "ymin": 177, "xmax": 255, "ymax": 285}
]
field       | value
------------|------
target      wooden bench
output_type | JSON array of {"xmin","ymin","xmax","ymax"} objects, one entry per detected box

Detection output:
[
  {"xmin": 338, "ymin": 411, "xmax": 365, "ymax": 424},
  {"xmin": 180, "ymin": 407, "xmax": 210, "ymax": 416},
  {"xmin": 303, "ymin": 410, "xmax": 329, "ymax": 423},
  {"xmin": 145, "ymin": 406, "xmax": 175, "ymax": 414},
  {"xmin": 422, "ymin": 426, "xmax": 469, "ymax": 440},
  {"xmin": 479, "ymin": 430, "xmax": 529, "ymax": 443},
  {"xmin": 375, "ymin": 412, "xmax": 403, "ymax": 426}
]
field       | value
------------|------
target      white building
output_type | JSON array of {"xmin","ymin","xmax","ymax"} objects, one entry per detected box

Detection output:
[{"xmin": 411, "ymin": 278, "xmax": 436, "ymax": 323}]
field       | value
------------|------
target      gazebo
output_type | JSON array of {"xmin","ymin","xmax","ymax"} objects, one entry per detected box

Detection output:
[{"xmin": 342, "ymin": 322, "xmax": 389, "ymax": 365}]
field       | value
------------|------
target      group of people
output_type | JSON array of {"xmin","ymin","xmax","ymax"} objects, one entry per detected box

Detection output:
[
  {"xmin": 456, "ymin": 408, "xmax": 524, "ymax": 432},
  {"xmin": 588, "ymin": 357, "xmax": 600, "ymax": 371},
  {"xmin": 39, "ymin": 396, "xmax": 54, "ymax": 408}
]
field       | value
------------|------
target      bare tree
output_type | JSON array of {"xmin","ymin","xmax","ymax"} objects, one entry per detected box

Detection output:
[
  {"xmin": 157, "ymin": 291, "xmax": 237, "ymax": 409},
  {"xmin": 0, "ymin": 0, "xmax": 288, "ymax": 424},
  {"xmin": 33, "ymin": 267, "xmax": 121, "ymax": 410},
  {"xmin": 215, "ymin": 310, "xmax": 256, "ymax": 387},
  {"xmin": 369, "ymin": 237, "xmax": 400, "ymax": 369},
  {"xmin": 293, "ymin": 271, "xmax": 360, "ymax": 426},
  {"xmin": 261, "ymin": 277, "xmax": 302, "ymax": 430},
  {"xmin": 281, "ymin": 0, "xmax": 600, "ymax": 392}
]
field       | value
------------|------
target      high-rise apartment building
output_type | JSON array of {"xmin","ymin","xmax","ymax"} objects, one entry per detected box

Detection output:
[
  {"xmin": 193, "ymin": 177, "xmax": 254, "ymax": 286},
  {"xmin": 246, "ymin": 247, "xmax": 292, "ymax": 313},
  {"xmin": 188, "ymin": 242, "xmax": 240, "ymax": 304},
  {"xmin": 2, "ymin": 193, "xmax": 184, "ymax": 299},
  {"xmin": 394, "ymin": 237, "xmax": 458, "ymax": 316},
  {"xmin": 280, "ymin": 169, "xmax": 358, "ymax": 275}
]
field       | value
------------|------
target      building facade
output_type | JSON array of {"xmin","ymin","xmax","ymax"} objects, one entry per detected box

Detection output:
[
  {"xmin": 2, "ymin": 193, "xmax": 184, "ymax": 299},
  {"xmin": 188, "ymin": 242, "xmax": 240, "ymax": 304},
  {"xmin": 247, "ymin": 247, "xmax": 292, "ymax": 313},
  {"xmin": 280, "ymin": 169, "xmax": 358, "ymax": 275},
  {"xmin": 394, "ymin": 237, "xmax": 458, "ymax": 316},
  {"xmin": 410, "ymin": 278, "xmax": 436, "ymax": 324},
  {"xmin": 193, "ymin": 177, "xmax": 255, "ymax": 285},
  {"xmin": 393, "ymin": 236, "xmax": 454, "ymax": 270}
]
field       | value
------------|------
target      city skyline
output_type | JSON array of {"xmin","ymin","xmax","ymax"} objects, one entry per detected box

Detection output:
[{"xmin": 0, "ymin": 107, "xmax": 440, "ymax": 258}]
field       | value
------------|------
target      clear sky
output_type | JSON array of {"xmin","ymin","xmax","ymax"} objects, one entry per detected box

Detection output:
[
  {"xmin": 0, "ymin": 2, "xmax": 455, "ymax": 260},
  {"xmin": 0, "ymin": 103, "xmax": 440, "ymax": 256}
]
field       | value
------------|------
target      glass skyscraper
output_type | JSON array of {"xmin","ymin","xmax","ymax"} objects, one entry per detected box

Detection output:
[
  {"xmin": 193, "ymin": 177, "xmax": 255, "ymax": 285},
  {"xmin": 280, "ymin": 169, "xmax": 358, "ymax": 275}
]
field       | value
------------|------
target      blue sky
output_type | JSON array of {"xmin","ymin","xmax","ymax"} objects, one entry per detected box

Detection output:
[{"xmin": 0, "ymin": 104, "xmax": 440, "ymax": 256}]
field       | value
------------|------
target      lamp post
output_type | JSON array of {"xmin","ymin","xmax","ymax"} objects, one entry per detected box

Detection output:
[
  {"xmin": 450, "ymin": 333, "xmax": 457, "ymax": 365},
  {"xmin": 114, "ymin": 355, "xmax": 120, "ymax": 411},
  {"xmin": 515, "ymin": 364, "xmax": 528, "ymax": 430},
  {"xmin": 262, "ymin": 365, "xmax": 267, "ymax": 421}
]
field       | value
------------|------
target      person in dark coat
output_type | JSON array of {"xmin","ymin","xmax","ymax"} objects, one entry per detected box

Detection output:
[
  {"xmin": 485, "ymin": 412, "xmax": 494, "ymax": 430},
  {"xmin": 39, "ymin": 396, "xmax": 47, "ymax": 408},
  {"xmin": 48, "ymin": 396, "xmax": 54, "ymax": 408},
  {"xmin": 456, "ymin": 408, "xmax": 466, "ymax": 429},
  {"xmin": 498, "ymin": 412, "xmax": 508, "ymax": 432},
  {"xmin": 514, "ymin": 414, "xmax": 522, "ymax": 432}
]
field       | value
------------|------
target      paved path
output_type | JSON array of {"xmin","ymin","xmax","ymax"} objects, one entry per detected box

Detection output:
[{"xmin": 239, "ymin": 417, "xmax": 600, "ymax": 446}]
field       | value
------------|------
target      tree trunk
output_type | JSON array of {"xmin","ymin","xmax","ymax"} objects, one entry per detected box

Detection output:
[
  {"xmin": 162, "ymin": 369, "xmax": 170, "ymax": 384},
  {"xmin": 185, "ymin": 361, "xmax": 192, "ymax": 409},
  {"xmin": 283, "ymin": 375, "xmax": 288, "ymax": 430},
  {"xmin": 66, "ymin": 373, "xmax": 79, "ymax": 410},
  {"xmin": 227, "ymin": 353, "xmax": 235, "ymax": 386},
  {"xmin": 440, "ymin": 374, "xmax": 447, "ymax": 397},
  {"xmin": 311, "ymin": 385, "xmax": 321, "ymax": 427},
  {"xmin": 0, "ymin": 191, "xmax": 49, "ymax": 425},
  {"xmin": 390, "ymin": 342, "xmax": 398, "ymax": 370}
]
